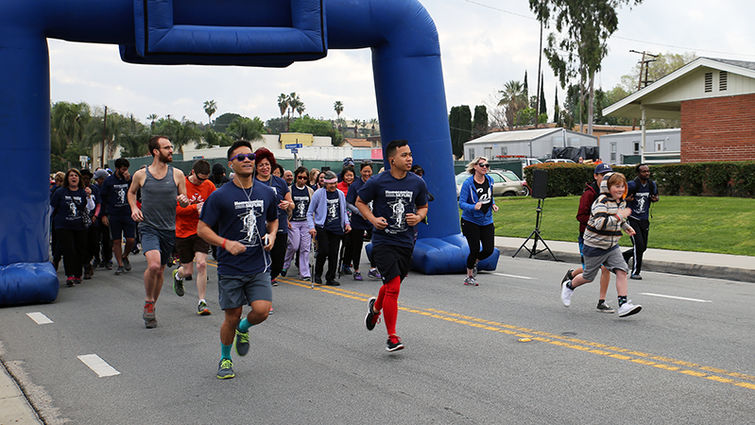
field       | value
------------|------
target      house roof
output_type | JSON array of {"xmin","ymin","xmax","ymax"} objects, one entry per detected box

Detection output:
[
  {"xmin": 599, "ymin": 128, "xmax": 680, "ymax": 140},
  {"xmin": 603, "ymin": 57, "xmax": 755, "ymax": 120},
  {"xmin": 465, "ymin": 128, "xmax": 596, "ymax": 145},
  {"xmin": 344, "ymin": 138, "xmax": 372, "ymax": 148}
]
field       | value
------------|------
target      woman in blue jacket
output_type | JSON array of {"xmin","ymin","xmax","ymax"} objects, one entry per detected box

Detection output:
[
  {"xmin": 307, "ymin": 171, "xmax": 351, "ymax": 286},
  {"xmin": 458, "ymin": 157, "xmax": 499, "ymax": 286}
]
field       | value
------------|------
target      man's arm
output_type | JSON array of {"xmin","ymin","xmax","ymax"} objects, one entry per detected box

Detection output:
[
  {"xmin": 356, "ymin": 196, "xmax": 387, "ymax": 230},
  {"xmin": 174, "ymin": 169, "xmax": 190, "ymax": 207},
  {"xmin": 406, "ymin": 204, "xmax": 428, "ymax": 226},
  {"xmin": 197, "ymin": 220, "xmax": 246, "ymax": 255},
  {"xmin": 127, "ymin": 169, "xmax": 146, "ymax": 222}
]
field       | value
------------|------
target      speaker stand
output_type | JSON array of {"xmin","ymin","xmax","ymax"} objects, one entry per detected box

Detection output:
[{"xmin": 513, "ymin": 198, "xmax": 558, "ymax": 261}]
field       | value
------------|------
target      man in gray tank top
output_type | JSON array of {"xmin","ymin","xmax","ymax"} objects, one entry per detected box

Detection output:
[{"xmin": 128, "ymin": 136, "xmax": 189, "ymax": 328}]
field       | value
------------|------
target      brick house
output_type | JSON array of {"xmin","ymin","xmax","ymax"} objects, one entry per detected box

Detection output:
[{"xmin": 603, "ymin": 57, "xmax": 755, "ymax": 163}]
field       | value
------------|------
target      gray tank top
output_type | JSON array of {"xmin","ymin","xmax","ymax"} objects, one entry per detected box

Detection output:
[{"xmin": 141, "ymin": 165, "xmax": 177, "ymax": 231}]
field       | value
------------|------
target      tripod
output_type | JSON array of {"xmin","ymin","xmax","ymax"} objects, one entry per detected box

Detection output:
[{"xmin": 513, "ymin": 198, "xmax": 558, "ymax": 260}]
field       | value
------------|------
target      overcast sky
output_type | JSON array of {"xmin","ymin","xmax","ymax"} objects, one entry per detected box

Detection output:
[{"xmin": 49, "ymin": 0, "xmax": 755, "ymax": 126}]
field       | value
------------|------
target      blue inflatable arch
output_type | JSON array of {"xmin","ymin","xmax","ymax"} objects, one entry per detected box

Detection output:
[{"xmin": 0, "ymin": 0, "xmax": 499, "ymax": 306}]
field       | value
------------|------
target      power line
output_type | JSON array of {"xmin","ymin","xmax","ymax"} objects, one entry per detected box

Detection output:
[{"xmin": 461, "ymin": 0, "xmax": 755, "ymax": 59}]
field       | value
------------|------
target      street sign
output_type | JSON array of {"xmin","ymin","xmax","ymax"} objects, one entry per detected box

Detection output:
[
  {"xmin": 290, "ymin": 148, "xmax": 298, "ymax": 154},
  {"xmin": 285, "ymin": 143, "xmax": 303, "ymax": 149}
]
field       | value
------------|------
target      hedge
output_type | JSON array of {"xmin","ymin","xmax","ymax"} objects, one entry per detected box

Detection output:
[{"xmin": 523, "ymin": 161, "xmax": 755, "ymax": 198}]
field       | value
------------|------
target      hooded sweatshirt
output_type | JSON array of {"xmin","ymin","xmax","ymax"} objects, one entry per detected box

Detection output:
[{"xmin": 583, "ymin": 173, "xmax": 633, "ymax": 251}]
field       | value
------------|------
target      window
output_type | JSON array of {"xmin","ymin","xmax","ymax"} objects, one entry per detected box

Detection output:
[
  {"xmin": 633, "ymin": 142, "xmax": 640, "ymax": 154},
  {"xmin": 719, "ymin": 71, "xmax": 728, "ymax": 91},
  {"xmin": 610, "ymin": 142, "xmax": 617, "ymax": 162},
  {"xmin": 490, "ymin": 173, "xmax": 504, "ymax": 183},
  {"xmin": 468, "ymin": 148, "xmax": 475, "ymax": 159},
  {"xmin": 501, "ymin": 146, "xmax": 508, "ymax": 155},
  {"xmin": 704, "ymin": 72, "xmax": 713, "ymax": 93},
  {"xmin": 484, "ymin": 147, "xmax": 493, "ymax": 159},
  {"xmin": 655, "ymin": 140, "xmax": 664, "ymax": 152}
]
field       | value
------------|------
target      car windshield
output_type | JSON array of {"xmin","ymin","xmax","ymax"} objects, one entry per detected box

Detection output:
[
  {"xmin": 455, "ymin": 173, "xmax": 470, "ymax": 185},
  {"xmin": 498, "ymin": 170, "xmax": 521, "ymax": 181}
]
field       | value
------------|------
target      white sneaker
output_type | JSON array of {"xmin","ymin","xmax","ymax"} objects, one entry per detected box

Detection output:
[
  {"xmin": 617, "ymin": 302, "xmax": 642, "ymax": 317},
  {"xmin": 561, "ymin": 280, "xmax": 574, "ymax": 307}
]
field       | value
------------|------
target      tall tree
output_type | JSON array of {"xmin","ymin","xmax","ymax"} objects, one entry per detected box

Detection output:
[
  {"xmin": 203, "ymin": 100, "xmax": 217, "ymax": 125},
  {"xmin": 530, "ymin": 0, "xmax": 643, "ymax": 134},
  {"xmin": 448, "ymin": 106, "xmax": 462, "ymax": 159},
  {"xmin": 472, "ymin": 105, "xmax": 488, "ymax": 139},
  {"xmin": 369, "ymin": 118, "xmax": 379, "ymax": 136},
  {"xmin": 497, "ymin": 80, "xmax": 527, "ymax": 130},
  {"xmin": 277, "ymin": 94, "xmax": 289, "ymax": 117},
  {"xmin": 619, "ymin": 52, "xmax": 696, "ymax": 92},
  {"xmin": 553, "ymin": 85, "xmax": 561, "ymax": 125},
  {"xmin": 286, "ymin": 92, "xmax": 303, "ymax": 131},
  {"xmin": 147, "ymin": 113, "xmax": 158, "ymax": 130},
  {"xmin": 227, "ymin": 116, "xmax": 264, "ymax": 141},
  {"xmin": 523, "ymin": 71, "xmax": 529, "ymax": 101},
  {"xmin": 539, "ymin": 74, "xmax": 547, "ymax": 116},
  {"xmin": 333, "ymin": 100, "xmax": 344, "ymax": 118}
]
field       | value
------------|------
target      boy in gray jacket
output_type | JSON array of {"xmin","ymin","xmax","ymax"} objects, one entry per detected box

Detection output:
[{"xmin": 560, "ymin": 172, "xmax": 642, "ymax": 317}]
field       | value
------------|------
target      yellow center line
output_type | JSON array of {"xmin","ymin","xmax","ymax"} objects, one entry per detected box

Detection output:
[{"xmin": 207, "ymin": 262, "xmax": 754, "ymax": 391}]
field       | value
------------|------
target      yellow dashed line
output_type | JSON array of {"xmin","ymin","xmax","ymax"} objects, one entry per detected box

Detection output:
[{"xmin": 215, "ymin": 270, "xmax": 754, "ymax": 392}]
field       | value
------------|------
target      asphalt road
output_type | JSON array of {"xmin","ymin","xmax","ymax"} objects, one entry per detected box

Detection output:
[{"xmin": 1, "ymin": 253, "xmax": 753, "ymax": 424}]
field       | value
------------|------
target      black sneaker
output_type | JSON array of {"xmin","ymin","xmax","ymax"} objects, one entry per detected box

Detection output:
[
  {"xmin": 325, "ymin": 280, "xmax": 340, "ymax": 286},
  {"xmin": 172, "ymin": 269, "xmax": 185, "ymax": 297},
  {"xmin": 596, "ymin": 302, "xmax": 615, "ymax": 313},
  {"xmin": 313, "ymin": 277, "xmax": 322, "ymax": 285},
  {"xmin": 365, "ymin": 297, "xmax": 380, "ymax": 331},
  {"xmin": 235, "ymin": 329, "xmax": 250, "ymax": 356},
  {"xmin": 341, "ymin": 265, "xmax": 352, "ymax": 275},
  {"xmin": 386, "ymin": 335, "xmax": 404, "ymax": 352},
  {"xmin": 630, "ymin": 274, "xmax": 643, "ymax": 280},
  {"xmin": 122, "ymin": 256, "xmax": 131, "ymax": 271},
  {"xmin": 216, "ymin": 358, "xmax": 235, "ymax": 380},
  {"xmin": 114, "ymin": 266, "xmax": 125, "ymax": 275},
  {"xmin": 184, "ymin": 274, "xmax": 192, "ymax": 281},
  {"xmin": 562, "ymin": 269, "xmax": 574, "ymax": 285}
]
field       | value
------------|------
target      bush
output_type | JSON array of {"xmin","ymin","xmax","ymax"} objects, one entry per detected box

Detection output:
[{"xmin": 523, "ymin": 161, "xmax": 755, "ymax": 198}]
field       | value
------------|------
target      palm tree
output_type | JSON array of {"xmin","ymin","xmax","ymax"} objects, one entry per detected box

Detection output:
[
  {"xmin": 286, "ymin": 92, "xmax": 302, "ymax": 131},
  {"xmin": 295, "ymin": 103, "xmax": 305, "ymax": 117},
  {"xmin": 369, "ymin": 118, "xmax": 378, "ymax": 136},
  {"xmin": 334, "ymin": 101, "xmax": 344, "ymax": 119},
  {"xmin": 203, "ymin": 100, "xmax": 217, "ymax": 125},
  {"xmin": 146, "ymin": 114, "xmax": 158, "ymax": 130},
  {"xmin": 277, "ymin": 94, "xmax": 289, "ymax": 118},
  {"xmin": 498, "ymin": 80, "xmax": 527, "ymax": 130},
  {"xmin": 227, "ymin": 116, "xmax": 264, "ymax": 142}
]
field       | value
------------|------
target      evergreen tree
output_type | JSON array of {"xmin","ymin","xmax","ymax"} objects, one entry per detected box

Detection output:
[
  {"xmin": 472, "ymin": 105, "xmax": 488, "ymax": 139},
  {"xmin": 539, "ymin": 73, "xmax": 547, "ymax": 116},
  {"xmin": 553, "ymin": 85, "xmax": 561, "ymax": 125},
  {"xmin": 523, "ymin": 70, "xmax": 529, "ymax": 101},
  {"xmin": 449, "ymin": 106, "xmax": 462, "ymax": 158}
]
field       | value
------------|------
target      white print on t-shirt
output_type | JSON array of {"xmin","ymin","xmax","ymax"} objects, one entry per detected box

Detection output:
[
  {"xmin": 296, "ymin": 200, "xmax": 307, "ymax": 218},
  {"xmin": 385, "ymin": 190, "xmax": 413, "ymax": 233},
  {"xmin": 117, "ymin": 188, "xmax": 126, "ymax": 205},
  {"xmin": 476, "ymin": 186, "xmax": 491, "ymax": 204},
  {"xmin": 234, "ymin": 200, "xmax": 265, "ymax": 247},
  {"xmin": 326, "ymin": 198, "xmax": 339, "ymax": 223},
  {"xmin": 633, "ymin": 193, "xmax": 648, "ymax": 215}
]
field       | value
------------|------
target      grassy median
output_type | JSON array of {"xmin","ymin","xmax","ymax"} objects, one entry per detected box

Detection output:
[{"xmin": 491, "ymin": 195, "xmax": 755, "ymax": 256}]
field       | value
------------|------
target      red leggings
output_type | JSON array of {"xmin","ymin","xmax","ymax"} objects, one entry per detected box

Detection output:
[{"xmin": 374, "ymin": 276, "xmax": 401, "ymax": 336}]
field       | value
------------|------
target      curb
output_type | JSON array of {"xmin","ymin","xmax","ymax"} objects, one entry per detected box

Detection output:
[
  {"xmin": 0, "ymin": 361, "xmax": 42, "ymax": 425},
  {"xmin": 497, "ymin": 243, "xmax": 755, "ymax": 283}
]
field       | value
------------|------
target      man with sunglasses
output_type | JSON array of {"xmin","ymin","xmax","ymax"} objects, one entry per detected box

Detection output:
[
  {"xmin": 198, "ymin": 141, "xmax": 278, "ymax": 380},
  {"xmin": 172, "ymin": 159, "xmax": 216, "ymax": 316}
]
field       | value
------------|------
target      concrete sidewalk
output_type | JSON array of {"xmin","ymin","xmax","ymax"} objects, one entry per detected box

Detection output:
[
  {"xmin": 0, "ymin": 362, "xmax": 41, "ymax": 424},
  {"xmin": 496, "ymin": 236, "xmax": 755, "ymax": 283}
]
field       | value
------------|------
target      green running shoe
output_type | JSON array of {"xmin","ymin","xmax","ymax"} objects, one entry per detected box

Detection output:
[
  {"xmin": 216, "ymin": 359, "xmax": 235, "ymax": 380},
  {"xmin": 172, "ymin": 269, "xmax": 184, "ymax": 297},
  {"xmin": 235, "ymin": 329, "xmax": 250, "ymax": 356}
]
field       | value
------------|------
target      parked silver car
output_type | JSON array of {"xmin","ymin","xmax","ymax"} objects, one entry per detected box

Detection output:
[{"xmin": 456, "ymin": 169, "xmax": 529, "ymax": 198}]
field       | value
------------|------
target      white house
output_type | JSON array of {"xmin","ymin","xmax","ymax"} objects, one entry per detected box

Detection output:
[
  {"xmin": 464, "ymin": 128, "xmax": 598, "ymax": 160},
  {"xmin": 599, "ymin": 128, "xmax": 681, "ymax": 165}
]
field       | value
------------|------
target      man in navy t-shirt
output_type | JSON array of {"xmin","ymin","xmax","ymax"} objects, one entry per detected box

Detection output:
[
  {"xmin": 357, "ymin": 140, "xmax": 428, "ymax": 352},
  {"xmin": 197, "ymin": 141, "xmax": 278, "ymax": 380},
  {"xmin": 622, "ymin": 163, "xmax": 659, "ymax": 280},
  {"xmin": 101, "ymin": 158, "xmax": 136, "ymax": 275},
  {"xmin": 345, "ymin": 162, "xmax": 381, "ymax": 281}
]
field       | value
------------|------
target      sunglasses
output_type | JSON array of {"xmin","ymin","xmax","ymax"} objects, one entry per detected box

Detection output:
[
  {"xmin": 230, "ymin": 153, "xmax": 255, "ymax": 162},
  {"xmin": 297, "ymin": 176, "xmax": 308, "ymax": 180},
  {"xmin": 478, "ymin": 163, "xmax": 489, "ymax": 168}
]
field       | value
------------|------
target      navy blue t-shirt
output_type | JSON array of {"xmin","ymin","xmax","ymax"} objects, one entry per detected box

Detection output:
[
  {"xmin": 256, "ymin": 175, "xmax": 290, "ymax": 234},
  {"xmin": 290, "ymin": 185, "xmax": 310, "ymax": 222},
  {"xmin": 101, "ymin": 174, "xmax": 131, "ymax": 217},
  {"xmin": 324, "ymin": 190, "xmax": 343, "ymax": 234},
  {"xmin": 357, "ymin": 171, "xmax": 428, "ymax": 248},
  {"xmin": 50, "ymin": 187, "xmax": 88, "ymax": 230},
  {"xmin": 627, "ymin": 178, "xmax": 657, "ymax": 220},
  {"xmin": 346, "ymin": 178, "xmax": 370, "ymax": 230},
  {"xmin": 200, "ymin": 181, "xmax": 278, "ymax": 276}
]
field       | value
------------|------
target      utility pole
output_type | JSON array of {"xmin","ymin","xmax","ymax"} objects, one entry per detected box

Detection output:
[
  {"xmin": 534, "ymin": 19, "xmax": 543, "ymax": 129},
  {"xmin": 629, "ymin": 50, "xmax": 658, "ymax": 90},
  {"xmin": 101, "ymin": 105, "xmax": 108, "ymax": 167}
]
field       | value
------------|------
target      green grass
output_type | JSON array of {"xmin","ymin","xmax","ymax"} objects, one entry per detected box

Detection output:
[{"xmin": 490, "ymin": 196, "xmax": 755, "ymax": 256}]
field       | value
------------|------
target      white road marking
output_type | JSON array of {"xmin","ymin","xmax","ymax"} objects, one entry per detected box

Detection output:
[
  {"xmin": 77, "ymin": 354, "xmax": 121, "ymax": 377},
  {"xmin": 640, "ymin": 292, "xmax": 712, "ymax": 303},
  {"xmin": 492, "ymin": 272, "xmax": 533, "ymax": 280},
  {"xmin": 26, "ymin": 312, "xmax": 53, "ymax": 325}
]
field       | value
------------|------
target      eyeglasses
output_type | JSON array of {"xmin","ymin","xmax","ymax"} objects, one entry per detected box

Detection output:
[
  {"xmin": 230, "ymin": 153, "xmax": 255, "ymax": 162},
  {"xmin": 478, "ymin": 163, "xmax": 489, "ymax": 168}
]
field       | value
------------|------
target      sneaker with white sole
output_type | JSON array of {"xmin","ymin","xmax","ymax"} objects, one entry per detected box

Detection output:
[
  {"xmin": 562, "ymin": 269, "xmax": 574, "ymax": 285},
  {"xmin": 365, "ymin": 297, "xmax": 380, "ymax": 331},
  {"xmin": 463, "ymin": 276, "xmax": 478, "ymax": 286},
  {"xmin": 386, "ymin": 335, "xmax": 404, "ymax": 352},
  {"xmin": 172, "ymin": 269, "xmax": 185, "ymax": 297},
  {"xmin": 197, "ymin": 300, "xmax": 211, "ymax": 316},
  {"xmin": 561, "ymin": 280, "xmax": 574, "ymax": 307},
  {"xmin": 617, "ymin": 302, "xmax": 642, "ymax": 317}
]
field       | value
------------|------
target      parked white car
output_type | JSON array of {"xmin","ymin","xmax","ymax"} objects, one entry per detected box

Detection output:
[{"xmin": 456, "ymin": 169, "xmax": 530, "ymax": 198}]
